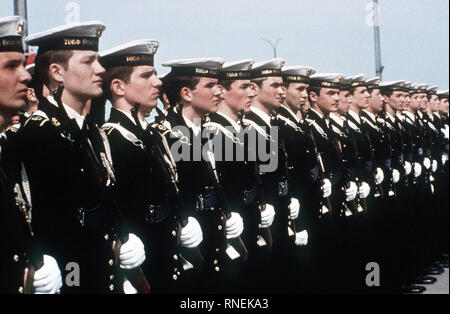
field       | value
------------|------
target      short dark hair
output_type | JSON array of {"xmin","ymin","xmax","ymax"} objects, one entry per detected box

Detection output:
[
  {"xmin": 162, "ymin": 75, "xmax": 200, "ymax": 106},
  {"xmin": 34, "ymin": 50, "xmax": 73, "ymax": 87},
  {"xmin": 380, "ymin": 90, "xmax": 394, "ymax": 98},
  {"xmin": 307, "ymin": 85, "xmax": 322, "ymax": 103},
  {"xmin": 250, "ymin": 78, "xmax": 266, "ymax": 88},
  {"xmin": 102, "ymin": 65, "xmax": 134, "ymax": 100},
  {"xmin": 218, "ymin": 79, "xmax": 234, "ymax": 91}
]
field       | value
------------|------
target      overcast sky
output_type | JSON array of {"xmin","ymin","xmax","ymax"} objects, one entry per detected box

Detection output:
[{"xmin": 2, "ymin": 0, "xmax": 449, "ymax": 89}]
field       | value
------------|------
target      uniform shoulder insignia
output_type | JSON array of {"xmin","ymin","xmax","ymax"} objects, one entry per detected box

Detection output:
[
  {"xmin": 51, "ymin": 117, "xmax": 61, "ymax": 127},
  {"xmin": 10, "ymin": 124, "xmax": 21, "ymax": 133}
]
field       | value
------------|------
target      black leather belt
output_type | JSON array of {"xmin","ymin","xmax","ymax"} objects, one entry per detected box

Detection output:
[
  {"xmin": 145, "ymin": 196, "xmax": 174, "ymax": 224},
  {"xmin": 195, "ymin": 188, "xmax": 220, "ymax": 212}
]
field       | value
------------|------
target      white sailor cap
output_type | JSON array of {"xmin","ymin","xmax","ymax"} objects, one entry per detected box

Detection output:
[
  {"xmin": 437, "ymin": 90, "xmax": 449, "ymax": 99},
  {"xmin": 251, "ymin": 58, "xmax": 285, "ymax": 79},
  {"xmin": 426, "ymin": 85, "xmax": 439, "ymax": 95},
  {"xmin": 282, "ymin": 65, "xmax": 316, "ymax": 83},
  {"xmin": 100, "ymin": 39, "xmax": 159, "ymax": 69},
  {"xmin": 410, "ymin": 83, "xmax": 429, "ymax": 94},
  {"xmin": 219, "ymin": 59, "xmax": 254, "ymax": 80},
  {"xmin": 379, "ymin": 80, "xmax": 407, "ymax": 92},
  {"xmin": 162, "ymin": 57, "xmax": 224, "ymax": 78},
  {"xmin": 25, "ymin": 21, "xmax": 105, "ymax": 53},
  {"xmin": 340, "ymin": 76, "xmax": 354, "ymax": 90},
  {"xmin": 309, "ymin": 73, "xmax": 344, "ymax": 89},
  {"xmin": 347, "ymin": 74, "xmax": 368, "ymax": 88},
  {"xmin": 366, "ymin": 77, "xmax": 382, "ymax": 89},
  {"xmin": 0, "ymin": 16, "xmax": 26, "ymax": 52}
]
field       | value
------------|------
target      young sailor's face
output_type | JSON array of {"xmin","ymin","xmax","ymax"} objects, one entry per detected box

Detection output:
[{"xmin": 0, "ymin": 52, "xmax": 31, "ymax": 112}]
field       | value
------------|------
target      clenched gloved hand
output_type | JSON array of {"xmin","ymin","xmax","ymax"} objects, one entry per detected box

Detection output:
[
  {"xmin": 322, "ymin": 178, "xmax": 332, "ymax": 198},
  {"xmin": 345, "ymin": 181, "xmax": 358, "ymax": 201},
  {"xmin": 226, "ymin": 212, "xmax": 244, "ymax": 239},
  {"xmin": 375, "ymin": 167, "xmax": 384, "ymax": 185},
  {"xmin": 260, "ymin": 203, "xmax": 275, "ymax": 228},
  {"xmin": 358, "ymin": 182, "xmax": 371, "ymax": 199},
  {"xmin": 33, "ymin": 255, "xmax": 63, "ymax": 294},
  {"xmin": 119, "ymin": 233, "xmax": 146, "ymax": 269},
  {"xmin": 180, "ymin": 216, "xmax": 203, "ymax": 248},
  {"xmin": 295, "ymin": 230, "xmax": 309, "ymax": 246},
  {"xmin": 289, "ymin": 198, "xmax": 300, "ymax": 220},
  {"xmin": 392, "ymin": 169, "xmax": 400, "ymax": 184}
]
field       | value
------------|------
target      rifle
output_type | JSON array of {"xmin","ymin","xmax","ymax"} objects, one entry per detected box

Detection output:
[
  {"xmin": 254, "ymin": 170, "xmax": 273, "ymax": 252},
  {"xmin": 12, "ymin": 162, "xmax": 45, "ymax": 294},
  {"xmin": 331, "ymin": 134, "xmax": 358, "ymax": 216},
  {"xmin": 203, "ymin": 134, "xmax": 248, "ymax": 265},
  {"xmin": 271, "ymin": 112, "xmax": 297, "ymax": 241},
  {"xmin": 308, "ymin": 129, "xmax": 333, "ymax": 216},
  {"xmin": 349, "ymin": 128, "xmax": 368, "ymax": 213},
  {"xmin": 379, "ymin": 112, "xmax": 397, "ymax": 197},
  {"xmin": 141, "ymin": 106, "xmax": 204, "ymax": 269},
  {"xmin": 111, "ymin": 205, "xmax": 151, "ymax": 294}
]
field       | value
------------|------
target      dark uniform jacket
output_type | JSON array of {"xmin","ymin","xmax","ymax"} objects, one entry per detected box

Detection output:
[
  {"xmin": 243, "ymin": 108, "xmax": 294, "ymax": 246},
  {"xmin": 103, "ymin": 108, "xmax": 185, "ymax": 289},
  {"xmin": 12, "ymin": 96, "xmax": 117, "ymax": 293},
  {"xmin": 277, "ymin": 106, "xmax": 321, "ymax": 231}
]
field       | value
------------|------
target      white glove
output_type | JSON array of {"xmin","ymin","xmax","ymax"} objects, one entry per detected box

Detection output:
[
  {"xmin": 295, "ymin": 230, "xmax": 309, "ymax": 246},
  {"xmin": 441, "ymin": 126, "xmax": 449, "ymax": 140},
  {"xmin": 226, "ymin": 212, "xmax": 244, "ymax": 239},
  {"xmin": 392, "ymin": 169, "xmax": 400, "ymax": 184},
  {"xmin": 345, "ymin": 181, "xmax": 358, "ymax": 201},
  {"xmin": 322, "ymin": 178, "xmax": 332, "ymax": 198},
  {"xmin": 375, "ymin": 167, "xmax": 384, "ymax": 185},
  {"xmin": 358, "ymin": 182, "xmax": 371, "ymax": 199},
  {"xmin": 260, "ymin": 203, "xmax": 275, "ymax": 228},
  {"xmin": 423, "ymin": 157, "xmax": 431, "ymax": 170},
  {"xmin": 119, "ymin": 233, "xmax": 146, "ymax": 269},
  {"xmin": 432, "ymin": 159, "xmax": 438, "ymax": 172},
  {"xmin": 413, "ymin": 162, "xmax": 422, "ymax": 178},
  {"xmin": 289, "ymin": 198, "xmax": 300, "ymax": 220},
  {"xmin": 33, "ymin": 255, "xmax": 63, "ymax": 294},
  {"xmin": 404, "ymin": 161, "xmax": 412, "ymax": 176},
  {"xmin": 180, "ymin": 216, "xmax": 203, "ymax": 248},
  {"xmin": 442, "ymin": 153, "xmax": 449, "ymax": 166}
]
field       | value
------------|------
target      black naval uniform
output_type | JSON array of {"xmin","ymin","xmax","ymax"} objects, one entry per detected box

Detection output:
[
  {"xmin": 204, "ymin": 112, "xmax": 269, "ymax": 293},
  {"xmin": 303, "ymin": 109, "xmax": 347, "ymax": 292},
  {"xmin": 276, "ymin": 105, "xmax": 322, "ymax": 292},
  {"xmin": 12, "ymin": 95, "xmax": 118, "ymax": 294},
  {"xmin": 242, "ymin": 108, "xmax": 296, "ymax": 293},
  {"xmin": 0, "ymin": 131, "xmax": 42, "ymax": 294},
  {"xmin": 164, "ymin": 107, "xmax": 244, "ymax": 293},
  {"xmin": 103, "ymin": 108, "xmax": 186, "ymax": 294}
]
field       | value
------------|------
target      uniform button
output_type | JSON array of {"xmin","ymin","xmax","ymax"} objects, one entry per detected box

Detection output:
[
  {"xmin": 215, "ymin": 266, "xmax": 220, "ymax": 272},
  {"xmin": 13, "ymin": 255, "xmax": 19, "ymax": 262},
  {"xmin": 108, "ymin": 259, "xmax": 114, "ymax": 266},
  {"xmin": 177, "ymin": 271, "xmax": 181, "ymax": 276},
  {"xmin": 18, "ymin": 287, "xmax": 24, "ymax": 294},
  {"xmin": 104, "ymin": 234, "xmax": 109, "ymax": 241},
  {"xmin": 173, "ymin": 274, "xmax": 178, "ymax": 280},
  {"xmin": 109, "ymin": 274, "xmax": 114, "ymax": 281},
  {"xmin": 173, "ymin": 254, "xmax": 178, "ymax": 261},
  {"xmin": 172, "ymin": 230, "xmax": 177, "ymax": 237},
  {"xmin": 213, "ymin": 259, "xmax": 218, "ymax": 265},
  {"xmin": 258, "ymin": 224, "xmax": 262, "ymax": 228},
  {"xmin": 109, "ymin": 284, "xmax": 114, "ymax": 291},
  {"xmin": 80, "ymin": 168, "xmax": 85, "ymax": 173},
  {"xmin": 216, "ymin": 248, "xmax": 220, "ymax": 252},
  {"xmin": 217, "ymin": 225, "xmax": 223, "ymax": 231}
]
